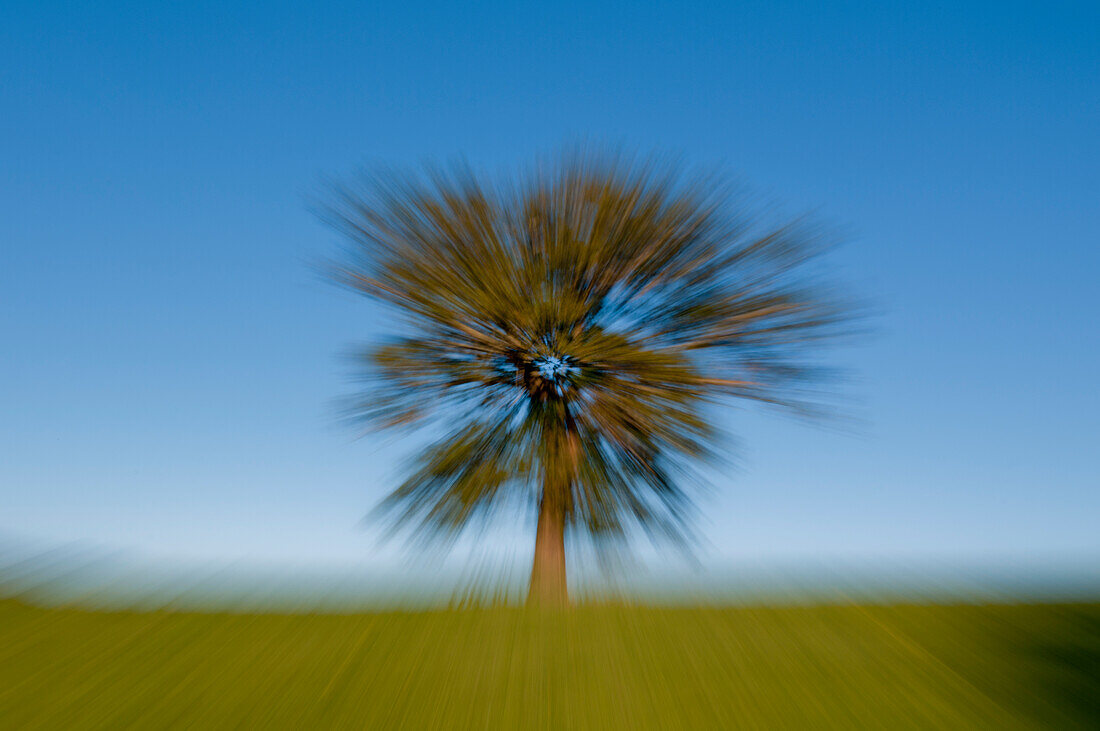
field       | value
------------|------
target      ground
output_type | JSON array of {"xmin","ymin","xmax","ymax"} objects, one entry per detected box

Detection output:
[{"xmin": 1, "ymin": 599, "xmax": 1097, "ymax": 729}]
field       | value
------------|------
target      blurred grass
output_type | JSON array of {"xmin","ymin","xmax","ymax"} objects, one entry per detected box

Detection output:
[{"xmin": 0, "ymin": 599, "xmax": 1097, "ymax": 729}]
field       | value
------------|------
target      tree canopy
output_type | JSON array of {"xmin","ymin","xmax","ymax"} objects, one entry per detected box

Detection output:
[{"xmin": 322, "ymin": 152, "xmax": 851, "ymax": 603}]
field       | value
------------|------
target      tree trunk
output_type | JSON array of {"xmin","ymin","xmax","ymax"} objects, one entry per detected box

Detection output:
[{"xmin": 527, "ymin": 489, "xmax": 568, "ymax": 606}]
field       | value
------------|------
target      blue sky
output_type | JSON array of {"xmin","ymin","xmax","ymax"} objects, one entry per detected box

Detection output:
[{"xmin": 2, "ymin": 1, "xmax": 1097, "ymax": 567}]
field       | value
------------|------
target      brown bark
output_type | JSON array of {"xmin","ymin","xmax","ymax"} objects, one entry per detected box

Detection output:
[{"xmin": 527, "ymin": 488, "xmax": 568, "ymax": 606}]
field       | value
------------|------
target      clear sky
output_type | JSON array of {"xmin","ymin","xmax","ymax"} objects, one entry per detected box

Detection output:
[{"xmin": 2, "ymin": 1, "xmax": 1097, "ymax": 568}]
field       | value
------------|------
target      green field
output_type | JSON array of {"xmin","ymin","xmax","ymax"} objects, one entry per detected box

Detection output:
[{"xmin": 1, "ymin": 598, "xmax": 1097, "ymax": 729}]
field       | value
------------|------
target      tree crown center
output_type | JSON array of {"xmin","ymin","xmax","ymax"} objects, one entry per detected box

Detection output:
[{"xmin": 534, "ymin": 355, "xmax": 574, "ymax": 382}]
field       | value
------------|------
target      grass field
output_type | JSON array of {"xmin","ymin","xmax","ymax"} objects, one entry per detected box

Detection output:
[{"xmin": 1, "ymin": 598, "xmax": 1097, "ymax": 729}]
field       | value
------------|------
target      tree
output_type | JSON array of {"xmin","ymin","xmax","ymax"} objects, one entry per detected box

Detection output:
[{"xmin": 322, "ymin": 152, "xmax": 849, "ymax": 606}]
